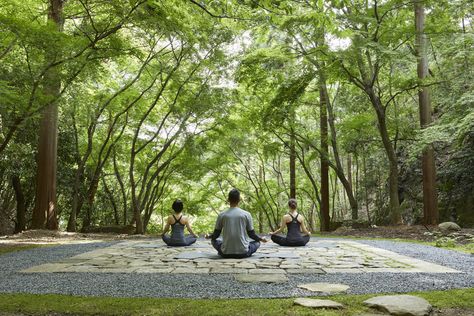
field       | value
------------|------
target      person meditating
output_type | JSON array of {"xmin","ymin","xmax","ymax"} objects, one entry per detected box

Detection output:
[
  {"xmin": 269, "ymin": 198, "xmax": 311, "ymax": 246},
  {"xmin": 205, "ymin": 188, "xmax": 267, "ymax": 258},
  {"xmin": 161, "ymin": 199, "xmax": 198, "ymax": 247}
]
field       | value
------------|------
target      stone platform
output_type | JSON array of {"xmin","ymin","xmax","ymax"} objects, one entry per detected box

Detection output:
[{"xmin": 21, "ymin": 239, "xmax": 459, "ymax": 274}]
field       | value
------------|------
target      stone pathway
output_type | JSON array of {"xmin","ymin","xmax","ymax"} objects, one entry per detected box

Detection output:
[{"xmin": 21, "ymin": 239, "xmax": 459, "ymax": 274}]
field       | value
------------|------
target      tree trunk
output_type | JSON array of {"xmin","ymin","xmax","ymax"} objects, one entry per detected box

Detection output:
[
  {"xmin": 323, "ymin": 81, "xmax": 359, "ymax": 221},
  {"xmin": 363, "ymin": 154, "xmax": 371, "ymax": 224},
  {"xmin": 32, "ymin": 0, "xmax": 64, "ymax": 230},
  {"xmin": 319, "ymin": 83, "xmax": 330, "ymax": 231},
  {"xmin": 289, "ymin": 132, "xmax": 296, "ymax": 199},
  {"xmin": 415, "ymin": 0, "xmax": 439, "ymax": 225},
  {"xmin": 12, "ymin": 175, "xmax": 26, "ymax": 233},
  {"xmin": 82, "ymin": 175, "xmax": 100, "ymax": 229},
  {"xmin": 367, "ymin": 88, "xmax": 402, "ymax": 225},
  {"xmin": 67, "ymin": 163, "xmax": 85, "ymax": 232},
  {"xmin": 113, "ymin": 150, "xmax": 128, "ymax": 226},
  {"xmin": 258, "ymin": 166, "xmax": 263, "ymax": 233}
]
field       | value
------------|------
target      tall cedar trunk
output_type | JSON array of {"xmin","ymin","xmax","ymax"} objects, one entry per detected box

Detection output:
[
  {"xmin": 289, "ymin": 132, "xmax": 296, "ymax": 199},
  {"xmin": 32, "ymin": 0, "xmax": 63, "ymax": 230},
  {"xmin": 415, "ymin": 1, "xmax": 439, "ymax": 225},
  {"xmin": 319, "ymin": 83, "xmax": 330, "ymax": 231},
  {"xmin": 12, "ymin": 175, "xmax": 26, "ymax": 233}
]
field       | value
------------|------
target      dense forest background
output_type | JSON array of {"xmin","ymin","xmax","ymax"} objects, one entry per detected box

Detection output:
[{"xmin": 0, "ymin": 0, "xmax": 473, "ymax": 235}]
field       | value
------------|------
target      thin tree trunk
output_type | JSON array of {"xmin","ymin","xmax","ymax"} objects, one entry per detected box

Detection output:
[
  {"xmin": 289, "ymin": 132, "xmax": 296, "ymax": 199},
  {"xmin": 363, "ymin": 154, "xmax": 371, "ymax": 224},
  {"xmin": 258, "ymin": 166, "xmax": 263, "ymax": 233},
  {"xmin": 367, "ymin": 88, "xmax": 402, "ymax": 225},
  {"xmin": 102, "ymin": 177, "xmax": 119, "ymax": 225},
  {"xmin": 113, "ymin": 150, "xmax": 128, "ymax": 226},
  {"xmin": 320, "ymin": 83, "xmax": 330, "ymax": 231},
  {"xmin": 347, "ymin": 155, "xmax": 352, "ymax": 194},
  {"xmin": 330, "ymin": 173, "xmax": 337, "ymax": 221},
  {"xmin": 355, "ymin": 154, "xmax": 359, "ymax": 207},
  {"xmin": 12, "ymin": 175, "xmax": 26, "ymax": 233},
  {"xmin": 32, "ymin": 0, "xmax": 64, "ymax": 230},
  {"xmin": 415, "ymin": 0, "xmax": 439, "ymax": 225},
  {"xmin": 324, "ymin": 82, "xmax": 359, "ymax": 220}
]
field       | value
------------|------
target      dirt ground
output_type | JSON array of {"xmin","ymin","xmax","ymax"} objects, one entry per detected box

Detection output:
[
  {"xmin": 328, "ymin": 225, "xmax": 474, "ymax": 244},
  {"xmin": 0, "ymin": 229, "xmax": 151, "ymax": 252}
]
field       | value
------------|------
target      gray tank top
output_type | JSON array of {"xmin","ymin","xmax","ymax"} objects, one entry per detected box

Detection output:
[
  {"xmin": 170, "ymin": 215, "xmax": 185, "ymax": 243},
  {"xmin": 286, "ymin": 213, "xmax": 303, "ymax": 241}
]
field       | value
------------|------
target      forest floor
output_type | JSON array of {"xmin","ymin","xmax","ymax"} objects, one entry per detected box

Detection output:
[
  {"xmin": 1, "ymin": 224, "xmax": 473, "ymax": 254},
  {"xmin": 1, "ymin": 227, "xmax": 473, "ymax": 315},
  {"xmin": 327, "ymin": 224, "xmax": 474, "ymax": 244}
]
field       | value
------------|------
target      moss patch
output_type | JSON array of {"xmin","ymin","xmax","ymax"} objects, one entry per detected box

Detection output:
[{"xmin": 0, "ymin": 244, "xmax": 47, "ymax": 256}]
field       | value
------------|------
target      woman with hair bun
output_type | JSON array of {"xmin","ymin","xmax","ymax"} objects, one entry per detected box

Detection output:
[
  {"xmin": 161, "ymin": 199, "xmax": 198, "ymax": 246},
  {"xmin": 269, "ymin": 198, "xmax": 311, "ymax": 246}
]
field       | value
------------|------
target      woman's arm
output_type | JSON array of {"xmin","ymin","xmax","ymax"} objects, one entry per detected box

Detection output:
[
  {"xmin": 185, "ymin": 218, "xmax": 198, "ymax": 237},
  {"xmin": 270, "ymin": 216, "xmax": 287, "ymax": 235},
  {"xmin": 162, "ymin": 216, "xmax": 171, "ymax": 235},
  {"xmin": 299, "ymin": 216, "xmax": 311, "ymax": 235}
]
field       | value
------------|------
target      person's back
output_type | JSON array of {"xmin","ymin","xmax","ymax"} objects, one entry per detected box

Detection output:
[
  {"xmin": 217, "ymin": 207, "xmax": 252, "ymax": 254},
  {"xmin": 161, "ymin": 199, "xmax": 198, "ymax": 247},
  {"xmin": 169, "ymin": 214, "xmax": 186, "ymax": 245},
  {"xmin": 270, "ymin": 198, "xmax": 311, "ymax": 247},
  {"xmin": 206, "ymin": 189, "xmax": 267, "ymax": 258},
  {"xmin": 285, "ymin": 213, "xmax": 303, "ymax": 242}
]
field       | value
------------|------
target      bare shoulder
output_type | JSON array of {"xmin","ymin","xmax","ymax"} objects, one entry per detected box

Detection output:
[{"xmin": 297, "ymin": 213, "xmax": 305, "ymax": 222}]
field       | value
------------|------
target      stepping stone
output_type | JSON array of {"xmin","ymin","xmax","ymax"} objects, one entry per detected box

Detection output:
[
  {"xmin": 298, "ymin": 282, "xmax": 349, "ymax": 294},
  {"xmin": 234, "ymin": 274, "xmax": 288, "ymax": 283},
  {"xmin": 294, "ymin": 298, "xmax": 343, "ymax": 309},
  {"xmin": 363, "ymin": 295, "xmax": 432, "ymax": 316}
]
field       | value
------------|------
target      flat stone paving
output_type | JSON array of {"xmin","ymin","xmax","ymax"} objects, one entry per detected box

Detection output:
[{"xmin": 21, "ymin": 239, "xmax": 459, "ymax": 274}]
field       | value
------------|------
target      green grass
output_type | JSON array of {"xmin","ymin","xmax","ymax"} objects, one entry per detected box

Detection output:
[
  {"xmin": 0, "ymin": 289, "xmax": 473, "ymax": 316},
  {"xmin": 0, "ymin": 244, "xmax": 47, "ymax": 256}
]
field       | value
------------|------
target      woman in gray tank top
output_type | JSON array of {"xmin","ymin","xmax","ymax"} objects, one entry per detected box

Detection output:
[
  {"xmin": 269, "ymin": 199, "xmax": 311, "ymax": 246},
  {"xmin": 161, "ymin": 199, "xmax": 198, "ymax": 247}
]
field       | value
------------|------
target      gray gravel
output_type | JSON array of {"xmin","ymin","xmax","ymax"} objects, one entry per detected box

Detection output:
[{"xmin": 0, "ymin": 238, "xmax": 472, "ymax": 299}]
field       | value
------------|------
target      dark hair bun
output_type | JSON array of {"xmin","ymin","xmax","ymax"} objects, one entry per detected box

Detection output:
[
  {"xmin": 172, "ymin": 199, "xmax": 184, "ymax": 212},
  {"xmin": 288, "ymin": 198, "xmax": 297, "ymax": 209}
]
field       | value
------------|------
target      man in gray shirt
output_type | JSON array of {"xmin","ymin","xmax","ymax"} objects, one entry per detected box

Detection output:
[{"xmin": 206, "ymin": 189, "xmax": 267, "ymax": 258}]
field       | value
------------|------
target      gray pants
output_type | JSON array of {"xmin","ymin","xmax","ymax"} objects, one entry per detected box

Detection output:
[
  {"xmin": 271, "ymin": 234, "xmax": 310, "ymax": 247},
  {"xmin": 162, "ymin": 235, "xmax": 197, "ymax": 247},
  {"xmin": 211, "ymin": 239, "xmax": 260, "ymax": 258}
]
